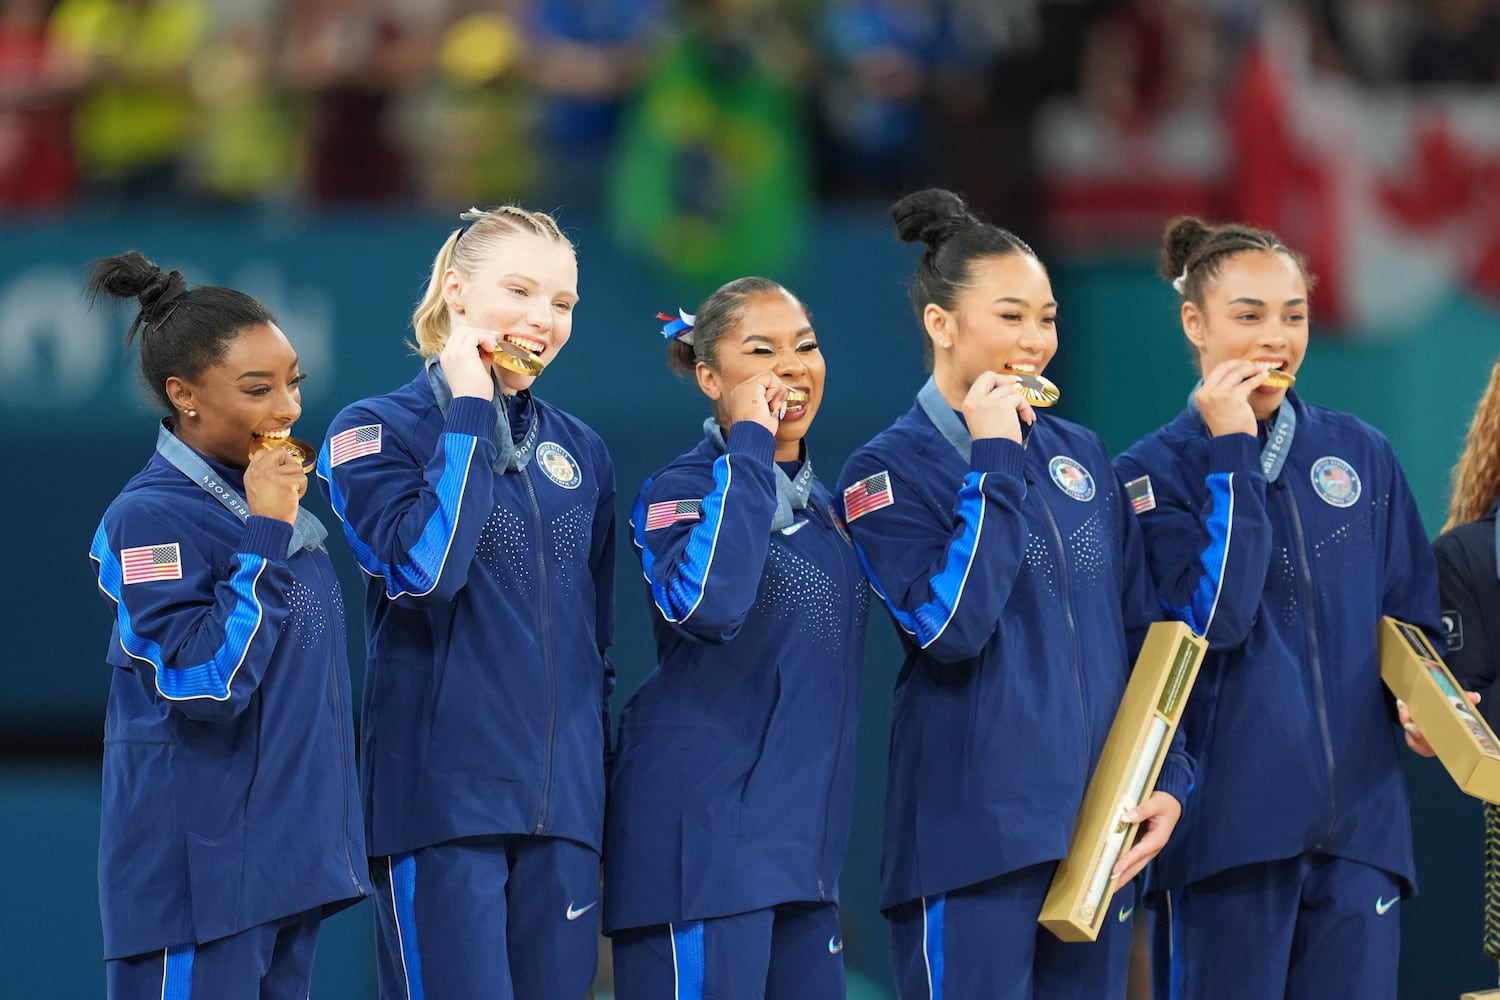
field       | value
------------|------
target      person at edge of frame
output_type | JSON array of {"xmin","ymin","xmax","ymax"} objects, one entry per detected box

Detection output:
[{"xmin": 1433, "ymin": 356, "xmax": 1500, "ymax": 976}]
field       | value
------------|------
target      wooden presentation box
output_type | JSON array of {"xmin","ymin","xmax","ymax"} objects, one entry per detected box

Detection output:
[
  {"xmin": 1379, "ymin": 615, "xmax": 1500, "ymax": 805},
  {"xmin": 1040, "ymin": 620, "xmax": 1207, "ymax": 942}
]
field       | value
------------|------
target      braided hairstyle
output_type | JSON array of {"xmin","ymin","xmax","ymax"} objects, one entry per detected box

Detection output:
[
  {"xmin": 87, "ymin": 251, "xmax": 275, "ymax": 417},
  {"xmin": 1444, "ymin": 358, "xmax": 1500, "ymax": 531},
  {"xmin": 890, "ymin": 188, "xmax": 1039, "ymax": 366},
  {"xmin": 666, "ymin": 276, "xmax": 804, "ymax": 377},
  {"xmin": 411, "ymin": 205, "xmax": 574, "ymax": 357},
  {"xmin": 1159, "ymin": 216, "xmax": 1313, "ymax": 306}
]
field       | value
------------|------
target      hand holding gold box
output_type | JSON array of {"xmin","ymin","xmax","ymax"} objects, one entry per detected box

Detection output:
[
  {"xmin": 1039, "ymin": 620, "xmax": 1207, "ymax": 942},
  {"xmin": 1378, "ymin": 615, "xmax": 1500, "ymax": 804}
]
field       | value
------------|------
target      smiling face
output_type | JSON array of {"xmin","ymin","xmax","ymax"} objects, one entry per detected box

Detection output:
[
  {"xmin": 697, "ymin": 288, "xmax": 824, "ymax": 461},
  {"xmin": 927, "ymin": 252, "xmax": 1058, "ymax": 403},
  {"xmin": 1184, "ymin": 248, "xmax": 1309, "ymax": 420},
  {"xmin": 165, "ymin": 321, "xmax": 305, "ymax": 468},
  {"xmin": 443, "ymin": 229, "xmax": 579, "ymax": 394}
]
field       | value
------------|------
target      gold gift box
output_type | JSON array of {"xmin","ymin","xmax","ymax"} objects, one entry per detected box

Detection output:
[
  {"xmin": 1379, "ymin": 615, "xmax": 1500, "ymax": 804},
  {"xmin": 1040, "ymin": 620, "xmax": 1207, "ymax": 942}
]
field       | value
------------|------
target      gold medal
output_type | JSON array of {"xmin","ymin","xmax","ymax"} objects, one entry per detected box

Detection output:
[
  {"xmin": 1261, "ymin": 368, "xmax": 1295, "ymax": 389},
  {"xmin": 785, "ymin": 389, "xmax": 809, "ymax": 404},
  {"xmin": 1001, "ymin": 367, "xmax": 1061, "ymax": 407},
  {"xmin": 251, "ymin": 435, "xmax": 317, "ymax": 473},
  {"xmin": 488, "ymin": 339, "xmax": 545, "ymax": 376}
]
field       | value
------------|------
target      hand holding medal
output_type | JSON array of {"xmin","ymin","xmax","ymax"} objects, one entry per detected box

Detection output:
[{"xmin": 246, "ymin": 431, "xmax": 311, "ymax": 523}]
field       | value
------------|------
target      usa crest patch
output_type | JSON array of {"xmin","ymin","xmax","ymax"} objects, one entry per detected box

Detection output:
[
  {"xmin": 1310, "ymin": 456, "xmax": 1361, "ymax": 508},
  {"xmin": 1048, "ymin": 456, "xmax": 1096, "ymax": 502}
]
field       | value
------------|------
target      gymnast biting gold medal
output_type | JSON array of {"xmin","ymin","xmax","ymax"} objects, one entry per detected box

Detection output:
[
  {"xmin": 785, "ymin": 389, "xmax": 809, "ymax": 405},
  {"xmin": 485, "ymin": 337, "xmax": 546, "ymax": 376},
  {"xmin": 1261, "ymin": 368, "xmax": 1295, "ymax": 389},
  {"xmin": 250, "ymin": 432, "xmax": 317, "ymax": 473},
  {"xmin": 1000, "ymin": 366, "xmax": 1061, "ymax": 407}
]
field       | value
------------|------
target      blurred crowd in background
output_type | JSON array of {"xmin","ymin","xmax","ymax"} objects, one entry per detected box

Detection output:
[{"xmin": 3, "ymin": 0, "xmax": 1499, "ymax": 309}]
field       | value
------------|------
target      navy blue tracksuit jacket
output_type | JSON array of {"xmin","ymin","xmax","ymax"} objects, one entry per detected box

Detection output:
[
  {"xmin": 838, "ymin": 389, "xmax": 1190, "ymax": 912},
  {"xmin": 1116, "ymin": 391, "xmax": 1443, "ymax": 894},
  {"xmin": 604, "ymin": 421, "xmax": 868, "ymax": 933},
  {"xmin": 90, "ymin": 446, "xmax": 368, "ymax": 960},
  {"xmin": 318, "ymin": 370, "xmax": 615, "ymax": 858}
]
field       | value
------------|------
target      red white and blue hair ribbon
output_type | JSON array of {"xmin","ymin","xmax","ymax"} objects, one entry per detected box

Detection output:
[{"xmin": 658, "ymin": 309, "xmax": 696, "ymax": 346}]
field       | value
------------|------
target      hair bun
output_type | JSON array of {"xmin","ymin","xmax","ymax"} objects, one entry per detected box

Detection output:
[
  {"xmin": 892, "ymin": 188, "xmax": 975, "ymax": 249},
  {"xmin": 1160, "ymin": 216, "xmax": 1214, "ymax": 282}
]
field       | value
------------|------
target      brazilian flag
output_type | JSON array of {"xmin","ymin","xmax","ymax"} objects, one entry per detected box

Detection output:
[{"xmin": 606, "ymin": 30, "xmax": 811, "ymax": 288}]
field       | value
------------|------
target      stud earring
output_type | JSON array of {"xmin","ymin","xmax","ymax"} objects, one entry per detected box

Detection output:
[{"xmin": 186, "ymin": 409, "xmax": 197, "ymax": 418}]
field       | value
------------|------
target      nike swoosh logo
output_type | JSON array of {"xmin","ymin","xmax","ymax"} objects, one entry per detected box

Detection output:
[
  {"xmin": 780, "ymin": 521, "xmax": 807, "ymax": 535},
  {"xmin": 1118, "ymin": 905, "xmax": 1135, "ymax": 923},
  {"xmin": 828, "ymin": 936, "xmax": 843, "ymax": 954},
  {"xmin": 565, "ymin": 900, "xmax": 597, "ymax": 921},
  {"xmin": 1375, "ymin": 896, "xmax": 1398, "ymax": 916}
]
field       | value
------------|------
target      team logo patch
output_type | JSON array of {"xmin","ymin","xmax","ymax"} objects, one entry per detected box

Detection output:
[
  {"xmin": 329, "ymin": 424, "xmax": 382, "ymax": 466},
  {"xmin": 1049, "ymin": 456, "xmax": 1096, "ymax": 502},
  {"xmin": 644, "ymin": 499, "xmax": 702, "ymax": 530},
  {"xmin": 121, "ymin": 542, "xmax": 182, "ymax": 585},
  {"xmin": 844, "ymin": 471, "xmax": 894, "ymax": 522},
  {"xmin": 1125, "ymin": 474, "xmax": 1156, "ymax": 514},
  {"xmin": 1443, "ymin": 610, "xmax": 1465, "ymax": 652},
  {"xmin": 536, "ymin": 441, "xmax": 582, "ymax": 489},
  {"xmin": 1310, "ymin": 456, "xmax": 1361, "ymax": 508}
]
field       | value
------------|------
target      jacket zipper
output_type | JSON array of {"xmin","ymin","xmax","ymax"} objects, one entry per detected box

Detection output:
[
  {"xmin": 815, "ymin": 500, "xmax": 853, "ymax": 902},
  {"xmin": 523, "ymin": 465, "xmax": 558, "ymax": 834},
  {"xmin": 1036, "ymin": 487, "xmax": 1091, "ymax": 766},
  {"xmin": 312, "ymin": 553, "xmax": 364, "ymax": 892},
  {"xmin": 1286, "ymin": 488, "xmax": 1338, "ymax": 845}
]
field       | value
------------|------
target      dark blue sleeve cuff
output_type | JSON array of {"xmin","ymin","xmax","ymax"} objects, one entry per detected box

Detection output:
[
  {"xmin": 1153, "ymin": 752, "xmax": 1194, "ymax": 806},
  {"xmin": 1208, "ymin": 433, "xmax": 1261, "ymax": 475},
  {"xmin": 970, "ymin": 437, "xmax": 1026, "ymax": 479},
  {"xmin": 240, "ymin": 516, "xmax": 293, "ymax": 561},
  {"xmin": 445, "ymin": 395, "xmax": 497, "ymax": 439},
  {"xmin": 726, "ymin": 421, "xmax": 777, "ymax": 466}
]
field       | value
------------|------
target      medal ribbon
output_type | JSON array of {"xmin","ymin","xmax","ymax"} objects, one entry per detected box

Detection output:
[
  {"xmin": 1187, "ymin": 383, "xmax": 1297, "ymax": 483},
  {"xmin": 425, "ymin": 356, "xmax": 540, "ymax": 473},
  {"xmin": 155, "ymin": 423, "xmax": 328, "ymax": 556},
  {"xmin": 703, "ymin": 418, "xmax": 814, "ymax": 532}
]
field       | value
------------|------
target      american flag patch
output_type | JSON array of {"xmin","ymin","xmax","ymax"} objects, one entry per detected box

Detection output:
[
  {"xmin": 121, "ymin": 543, "xmax": 182, "ymax": 585},
  {"xmin": 844, "ymin": 471, "xmax": 894, "ymax": 522},
  {"xmin": 1125, "ymin": 475, "xmax": 1156, "ymax": 514},
  {"xmin": 329, "ymin": 424, "xmax": 382, "ymax": 466},
  {"xmin": 644, "ymin": 499, "xmax": 702, "ymax": 531}
]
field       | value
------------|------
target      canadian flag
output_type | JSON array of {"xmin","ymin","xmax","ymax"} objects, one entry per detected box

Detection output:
[{"xmin": 1226, "ymin": 21, "xmax": 1500, "ymax": 332}]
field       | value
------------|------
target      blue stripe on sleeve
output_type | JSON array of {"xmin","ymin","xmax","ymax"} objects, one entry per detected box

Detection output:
[
  {"xmin": 390, "ymin": 854, "xmax": 426, "ymax": 1000},
  {"xmin": 1160, "ymin": 471, "xmax": 1234, "ymax": 636},
  {"xmin": 161, "ymin": 943, "xmax": 194, "ymax": 1000},
  {"xmin": 671, "ymin": 921, "xmax": 706, "ymax": 1000},
  {"xmin": 853, "ymin": 472, "xmax": 987, "ymax": 650},
  {"xmin": 633, "ymin": 455, "xmax": 733, "ymax": 625},
  {"xmin": 90, "ymin": 523, "xmax": 269, "ymax": 703},
  {"xmin": 319, "ymin": 432, "xmax": 477, "ymax": 600}
]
